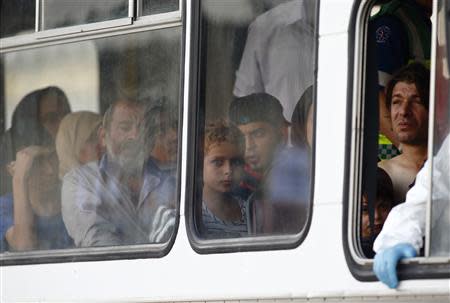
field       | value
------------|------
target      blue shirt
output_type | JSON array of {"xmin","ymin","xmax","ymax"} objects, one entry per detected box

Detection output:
[{"xmin": 0, "ymin": 192, "xmax": 73, "ymax": 252}]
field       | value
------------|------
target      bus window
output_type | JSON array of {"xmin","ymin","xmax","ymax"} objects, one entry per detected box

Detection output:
[
  {"xmin": 430, "ymin": 0, "xmax": 450, "ymax": 257},
  {"xmin": 188, "ymin": 0, "xmax": 317, "ymax": 251},
  {"xmin": 0, "ymin": 4, "xmax": 182, "ymax": 263},
  {"xmin": 142, "ymin": 0, "xmax": 180, "ymax": 15},
  {"xmin": 0, "ymin": 0, "xmax": 35, "ymax": 38},
  {"xmin": 346, "ymin": 0, "xmax": 449, "ymax": 282},
  {"xmin": 42, "ymin": 0, "xmax": 129, "ymax": 30}
]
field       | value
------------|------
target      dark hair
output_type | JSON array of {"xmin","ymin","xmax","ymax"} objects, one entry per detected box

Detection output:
[
  {"xmin": 10, "ymin": 86, "xmax": 70, "ymax": 152},
  {"xmin": 385, "ymin": 62, "xmax": 430, "ymax": 111},
  {"xmin": 376, "ymin": 167, "xmax": 394, "ymax": 206},
  {"xmin": 291, "ymin": 86, "xmax": 314, "ymax": 148},
  {"xmin": 229, "ymin": 93, "xmax": 288, "ymax": 128},
  {"xmin": 0, "ymin": 86, "xmax": 70, "ymax": 195}
]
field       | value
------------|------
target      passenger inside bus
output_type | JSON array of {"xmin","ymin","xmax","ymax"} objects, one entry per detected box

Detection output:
[
  {"xmin": 369, "ymin": 0, "xmax": 432, "ymax": 160},
  {"xmin": 291, "ymin": 85, "xmax": 314, "ymax": 150},
  {"xmin": 62, "ymin": 96, "xmax": 177, "ymax": 247},
  {"xmin": 200, "ymin": 120, "xmax": 248, "ymax": 239},
  {"xmin": 233, "ymin": 0, "xmax": 315, "ymax": 122},
  {"xmin": 228, "ymin": 93, "xmax": 310, "ymax": 234},
  {"xmin": 0, "ymin": 86, "xmax": 71, "ymax": 196},
  {"xmin": 360, "ymin": 167, "xmax": 395, "ymax": 258},
  {"xmin": 0, "ymin": 87, "xmax": 72, "ymax": 251},
  {"xmin": 55, "ymin": 111, "xmax": 103, "ymax": 179},
  {"xmin": 378, "ymin": 62, "xmax": 429, "ymax": 204},
  {"xmin": 148, "ymin": 100, "xmax": 178, "ymax": 175}
]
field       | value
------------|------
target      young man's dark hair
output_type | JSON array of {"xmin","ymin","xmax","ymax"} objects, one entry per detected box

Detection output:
[
  {"xmin": 229, "ymin": 93, "xmax": 288, "ymax": 128},
  {"xmin": 385, "ymin": 62, "xmax": 430, "ymax": 111}
]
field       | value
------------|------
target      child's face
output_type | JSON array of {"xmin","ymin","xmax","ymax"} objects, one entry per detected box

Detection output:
[
  {"xmin": 361, "ymin": 194, "xmax": 392, "ymax": 239},
  {"xmin": 203, "ymin": 142, "xmax": 243, "ymax": 194}
]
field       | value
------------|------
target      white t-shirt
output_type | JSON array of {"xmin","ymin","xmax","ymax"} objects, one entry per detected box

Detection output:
[{"xmin": 233, "ymin": 0, "xmax": 315, "ymax": 121}]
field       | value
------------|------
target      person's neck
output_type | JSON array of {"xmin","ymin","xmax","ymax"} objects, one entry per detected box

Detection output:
[{"xmin": 400, "ymin": 143, "xmax": 428, "ymax": 170}]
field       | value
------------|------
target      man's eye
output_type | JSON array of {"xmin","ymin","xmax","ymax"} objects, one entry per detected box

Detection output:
[
  {"xmin": 253, "ymin": 129, "xmax": 266, "ymax": 138},
  {"xmin": 391, "ymin": 99, "xmax": 400, "ymax": 105},
  {"xmin": 412, "ymin": 98, "xmax": 424, "ymax": 105},
  {"xmin": 231, "ymin": 158, "xmax": 244, "ymax": 167},
  {"xmin": 119, "ymin": 124, "xmax": 132, "ymax": 132}
]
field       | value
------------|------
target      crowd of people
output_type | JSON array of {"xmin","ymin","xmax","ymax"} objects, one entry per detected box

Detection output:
[{"xmin": 0, "ymin": 87, "xmax": 179, "ymax": 250}]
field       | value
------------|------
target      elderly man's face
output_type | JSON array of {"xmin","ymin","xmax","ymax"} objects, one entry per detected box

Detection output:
[{"xmin": 106, "ymin": 101, "xmax": 145, "ymax": 172}]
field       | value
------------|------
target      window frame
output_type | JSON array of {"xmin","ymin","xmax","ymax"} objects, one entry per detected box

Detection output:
[
  {"xmin": 0, "ymin": 0, "xmax": 185, "ymax": 266},
  {"xmin": 0, "ymin": 0, "xmax": 181, "ymax": 53},
  {"xmin": 343, "ymin": 0, "xmax": 450, "ymax": 282},
  {"xmin": 185, "ymin": 0, "xmax": 320, "ymax": 254}
]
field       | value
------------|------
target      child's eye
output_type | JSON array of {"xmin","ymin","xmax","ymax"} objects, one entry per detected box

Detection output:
[{"xmin": 211, "ymin": 159, "xmax": 223, "ymax": 167}]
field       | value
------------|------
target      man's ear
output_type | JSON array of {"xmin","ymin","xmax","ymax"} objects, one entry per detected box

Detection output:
[
  {"xmin": 98, "ymin": 126, "xmax": 106, "ymax": 148},
  {"xmin": 281, "ymin": 123, "xmax": 290, "ymax": 144},
  {"xmin": 6, "ymin": 161, "xmax": 15, "ymax": 177}
]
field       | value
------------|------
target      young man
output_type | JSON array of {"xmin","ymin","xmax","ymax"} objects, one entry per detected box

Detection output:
[
  {"xmin": 62, "ymin": 96, "xmax": 176, "ymax": 247},
  {"xmin": 229, "ymin": 93, "xmax": 310, "ymax": 234},
  {"xmin": 378, "ymin": 62, "xmax": 429, "ymax": 204}
]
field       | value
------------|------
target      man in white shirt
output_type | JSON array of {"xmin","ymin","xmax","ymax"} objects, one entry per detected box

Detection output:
[{"xmin": 233, "ymin": 0, "xmax": 315, "ymax": 121}]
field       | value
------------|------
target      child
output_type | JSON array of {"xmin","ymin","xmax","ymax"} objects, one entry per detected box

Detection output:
[
  {"xmin": 201, "ymin": 120, "xmax": 248, "ymax": 238},
  {"xmin": 361, "ymin": 167, "xmax": 396, "ymax": 258}
]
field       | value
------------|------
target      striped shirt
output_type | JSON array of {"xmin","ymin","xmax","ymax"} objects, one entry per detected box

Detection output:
[{"xmin": 200, "ymin": 199, "xmax": 248, "ymax": 239}]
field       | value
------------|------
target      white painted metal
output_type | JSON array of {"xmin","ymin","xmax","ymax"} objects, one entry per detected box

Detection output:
[{"xmin": 0, "ymin": 1, "xmax": 449, "ymax": 302}]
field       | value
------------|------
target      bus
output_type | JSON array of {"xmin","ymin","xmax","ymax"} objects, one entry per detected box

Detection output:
[{"xmin": 0, "ymin": 0, "xmax": 449, "ymax": 302}]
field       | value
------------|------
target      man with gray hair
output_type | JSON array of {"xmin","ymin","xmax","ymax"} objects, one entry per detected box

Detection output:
[{"xmin": 62, "ymin": 95, "xmax": 177, "ymax": 247}]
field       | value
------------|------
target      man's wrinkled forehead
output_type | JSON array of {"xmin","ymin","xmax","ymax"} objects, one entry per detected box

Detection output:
[{"xmin": 111, "ymin": 101, "xmax": 143, "ymax": 124}]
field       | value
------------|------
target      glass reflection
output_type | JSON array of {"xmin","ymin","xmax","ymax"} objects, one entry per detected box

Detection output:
[
  {"xmin": 0, "ymin": 27, "xmax": 181, "ymax": 252},
  {"xmin": 42, "ymin": 0, "xmax": 128, "ymax": 30},
  {"xmin": 196, "ymin": 0, "xmax": 316, "ymax": 238}
]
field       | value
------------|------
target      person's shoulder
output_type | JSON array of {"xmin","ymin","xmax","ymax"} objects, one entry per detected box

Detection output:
[
  {"xmin": 378, "ymin": 158, "xmax": 398, "ymax": 176},
  {"xmin": 249, "ymin": 1, "xmax": 303, "ymax": 33},
  {"xmin": 63, "ymin": 161, "xmax": 102, "ymax": 184}
]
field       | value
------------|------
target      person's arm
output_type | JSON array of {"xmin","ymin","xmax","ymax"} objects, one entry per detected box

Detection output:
[
  {"xmin": 61, "ymin": 166, "xmax": 122, "ymax": 247},
  {"xmin": 373, "ymin": 135, "xmax": 450, "ymax": 288},
  {"xmin": 5, "ymin": 146, "xmax": 49, "ymax": 250},
  {"xmin": 233, "ymin": 20, "xmax": 264, "ymax": 97}
]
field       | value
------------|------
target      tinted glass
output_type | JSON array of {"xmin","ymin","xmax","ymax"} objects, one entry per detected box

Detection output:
[
  {"xmin": 142, "ymin": 0, "xmax": 179, "ymax": 15},
  {"xmin": 194, "ymin": 0, "xmax": 316, "ymax": 240},
  {"xmin": 0, "ymin": 27, "xmax": 181, "ymax": 253},
  {"xmin": 42, "ymin": 0, "xmax": 128, "ymax": 30},
  {"xmin": 0, "ymin": 0, "xmax": 35, "ymax": 38}
]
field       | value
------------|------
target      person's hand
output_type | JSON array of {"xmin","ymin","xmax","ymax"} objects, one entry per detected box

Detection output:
[
  {"xmin": 373, "ymin": 243, "xmax": 417, "ymax": 288},
  {"xmin": 12, "ymin": 146, "xmax": 53, "ymax": 181}
]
